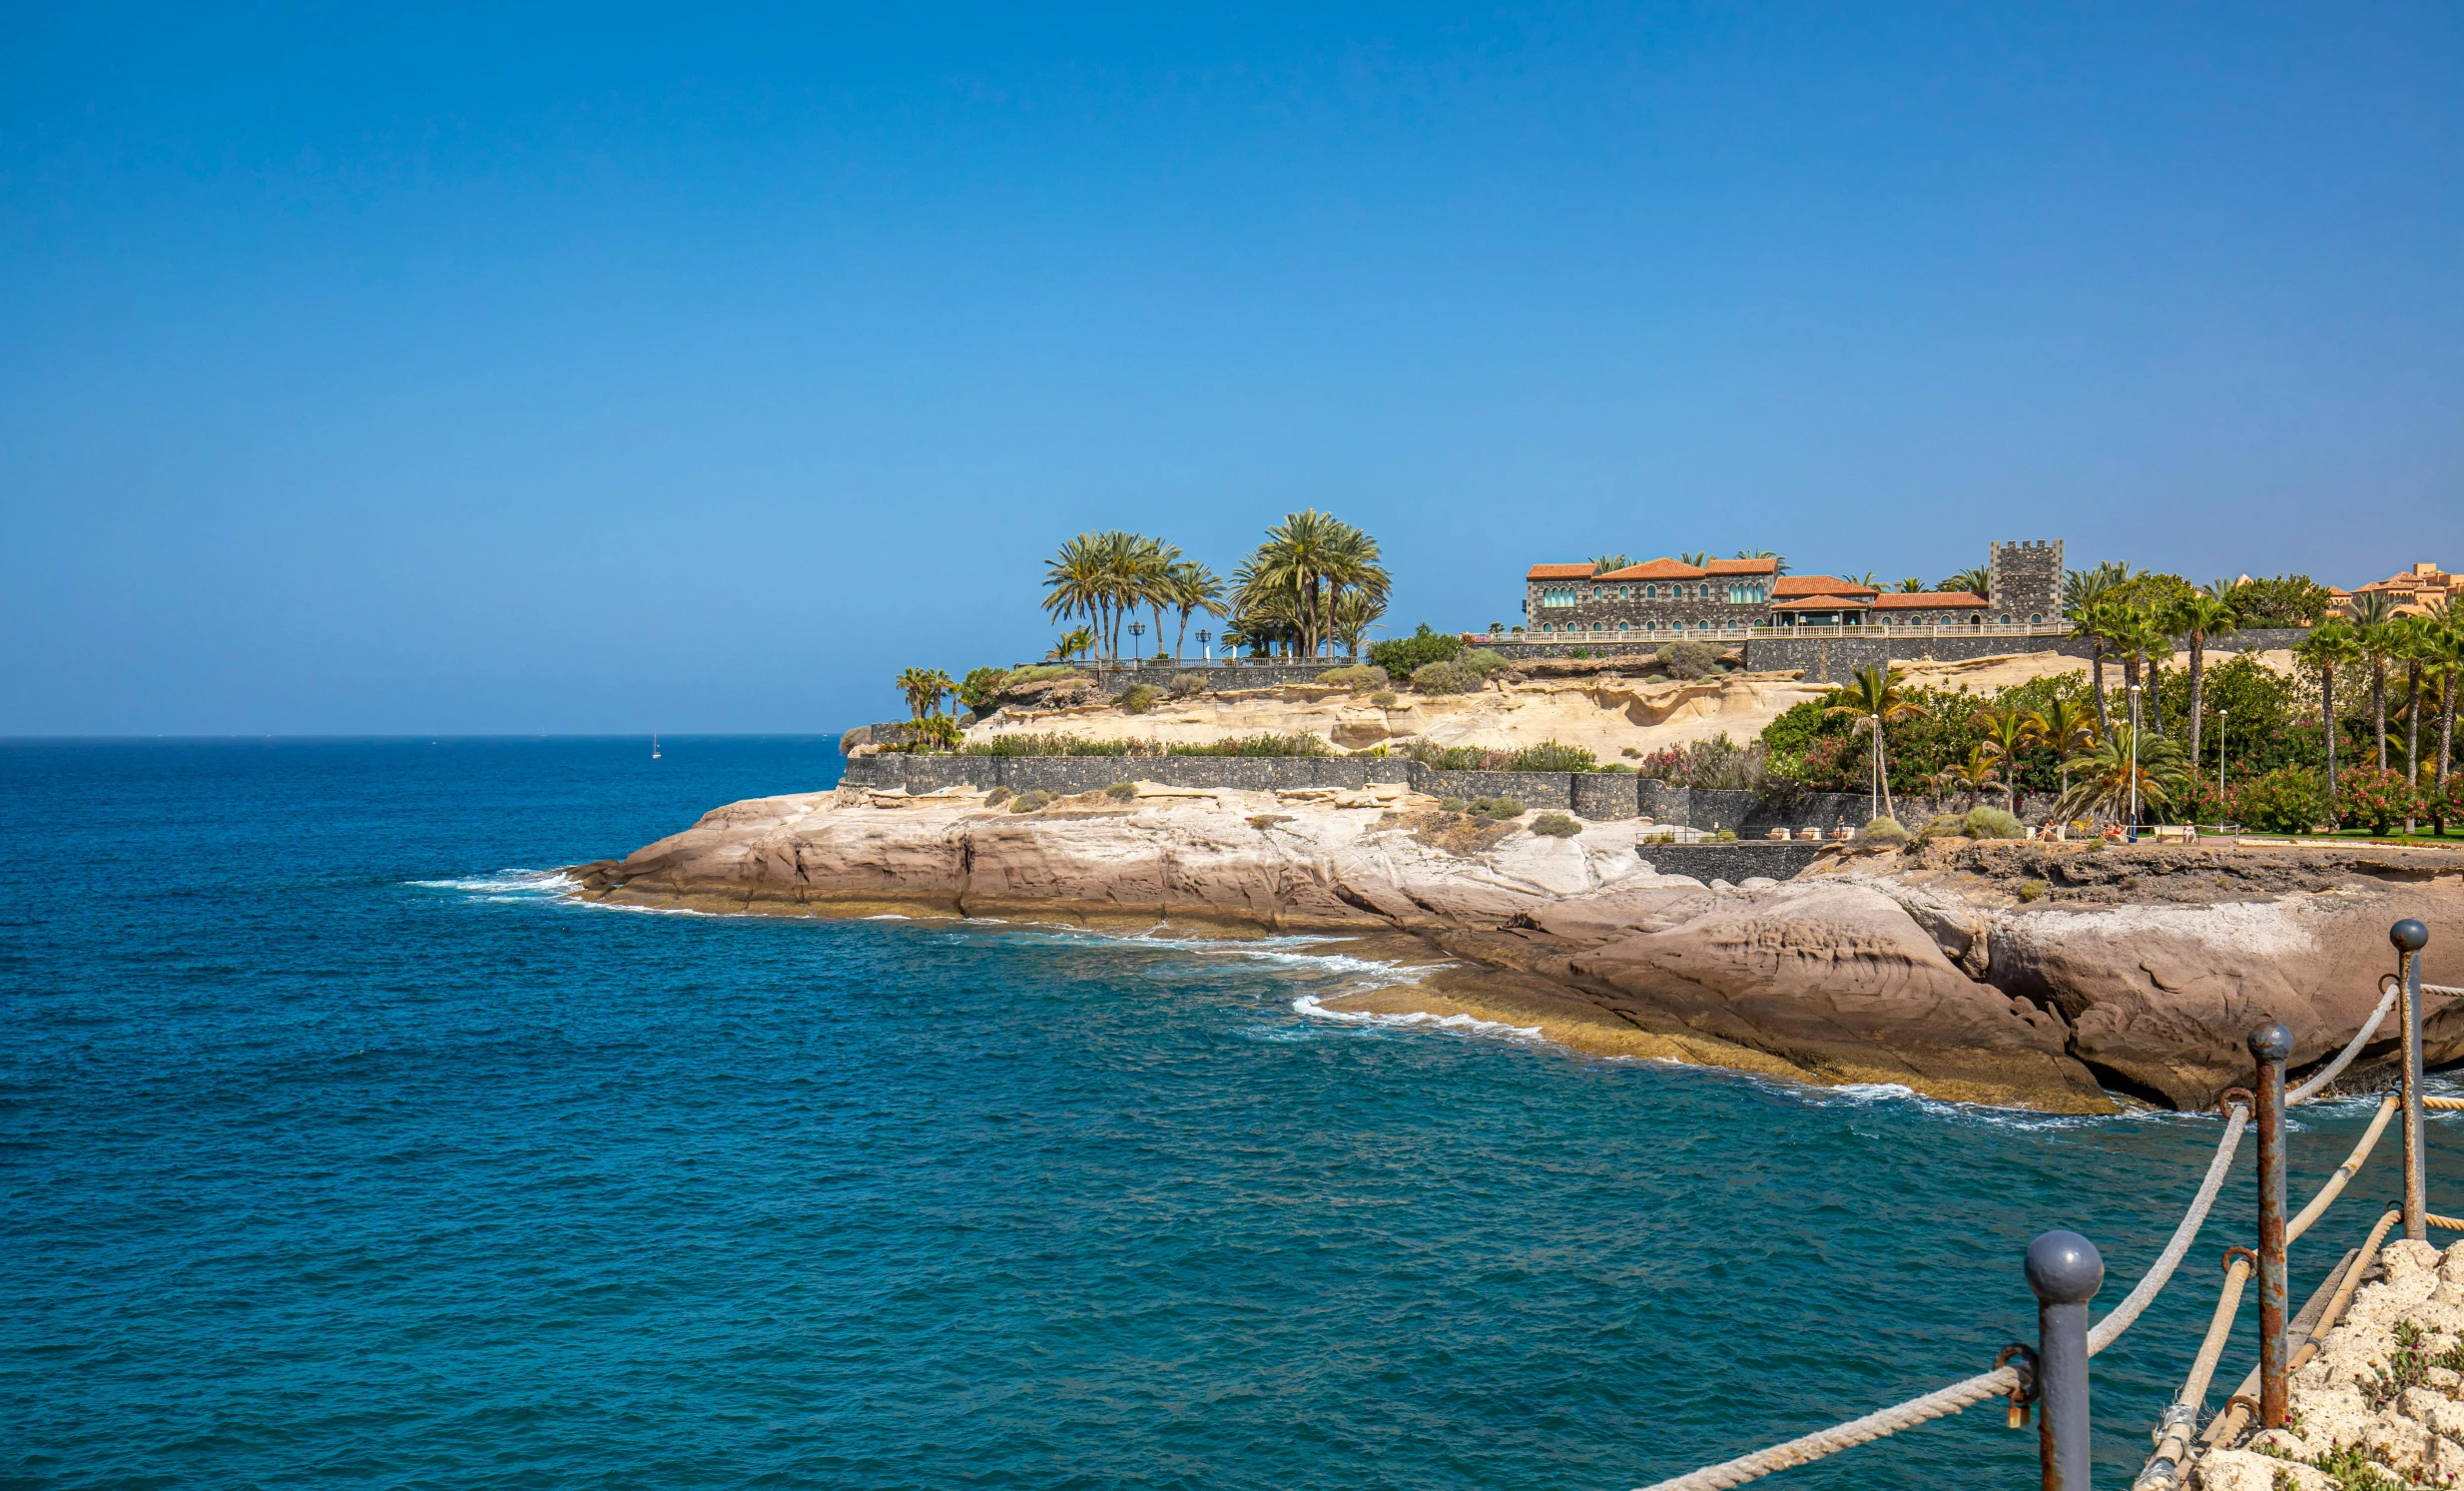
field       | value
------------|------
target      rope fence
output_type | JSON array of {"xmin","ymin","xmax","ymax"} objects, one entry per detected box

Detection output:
[{"xmin": 1634, "ymin": 930, "xmax": 2447, "ymax": 1491}]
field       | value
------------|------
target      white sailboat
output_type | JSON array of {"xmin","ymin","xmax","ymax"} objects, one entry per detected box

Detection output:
[{"xmin": 651, "ymin": 733, "xmax": 662, "ymax": 760}]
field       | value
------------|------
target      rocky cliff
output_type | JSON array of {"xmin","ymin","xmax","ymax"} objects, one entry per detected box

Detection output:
[{"xmin": 569, "ymin": 782, "xmax": 2464, "ymax": 1114}]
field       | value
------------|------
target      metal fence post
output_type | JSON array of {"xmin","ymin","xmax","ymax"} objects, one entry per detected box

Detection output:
[
  {"xmin": 2397, "ymin": 919, "xmax": 2430, "ymax": 1242},
  {"xmin": 2028, "ymin": 1229, "xmax": 2103, "ymax": 1491},
  {"xmin": 2250, "ymin": 1022, "xmax": 2291, "ymax": 1427}
]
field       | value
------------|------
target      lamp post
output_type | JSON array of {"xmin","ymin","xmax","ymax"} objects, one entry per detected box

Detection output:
[
  {"xmin": 1197, "ymin": 628, "xmax": 1211, "ymax": 664},
  {"xmin": 2129, "ymin": 683, "xmax": 2143, "ymax": 838},
  {"xmin": 1128, "ymin": 621, "xmax": 1144, "ymax": 665},
  {"xmin": 2217, "ymin": 707, "xmax": 2228, "ymax": 827}
]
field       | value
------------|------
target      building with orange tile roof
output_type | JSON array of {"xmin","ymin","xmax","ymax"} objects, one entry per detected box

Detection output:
[{"xmin": 1520, "ymin": 544, "xmax": 2055, "ymax": 640}]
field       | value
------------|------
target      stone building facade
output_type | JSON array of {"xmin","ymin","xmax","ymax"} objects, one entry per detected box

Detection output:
[
  {"xmin": 1523, "ymin": 541, "xmax": 2062, "ymax": 639},
  {"xmin": 1985, "ymin": 539, "xmax": 2065, "ymax": 625}
]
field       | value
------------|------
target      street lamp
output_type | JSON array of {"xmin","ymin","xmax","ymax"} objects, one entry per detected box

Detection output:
[
  {"xmin": 1128, "ymin": 621, "xmax": 1145, "ymax": 665},
  {"xmin": 2128, "ymin": 684, "xmax": 2143, "ymax": 838},
  {"xmin": 2217, "ymin": 707, "xmax": 2228, "ymax": 826},
  {"xmin": 1196, "ymin": 628, "xmax": 1211, "ymax": 663}
]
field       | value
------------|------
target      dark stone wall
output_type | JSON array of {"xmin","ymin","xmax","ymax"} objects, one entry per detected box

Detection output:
[
  {"xmin": 1738, "ymin": 627, "xmax": 2312, "ymax": 685},
  {"xmin": 1637, "ymin": 843, "xmax": 1828, "ymax": 882},
  {"xmin": 1987, "ymin": 539, "xmax": 2065, "ymax": 623}
]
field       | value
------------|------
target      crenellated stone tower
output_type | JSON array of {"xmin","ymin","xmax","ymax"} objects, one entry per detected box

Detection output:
[{"xmin": 1987, "ymin": 539, "xmax": 2064, "ymax": 625}]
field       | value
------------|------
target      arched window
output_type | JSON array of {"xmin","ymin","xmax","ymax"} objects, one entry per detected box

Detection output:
[{"xmin": 1617, "ymin": 621, "xmax": 1630, "ymax": 632}]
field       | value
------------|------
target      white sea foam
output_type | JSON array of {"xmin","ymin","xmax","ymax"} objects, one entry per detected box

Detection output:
[
  {"xmin": 1291, "ymin": 992, "xmax": 1544, "ymax": 1044},
  {"xmin": 410, "ymin": 869, "xmax": 576, "ymax": 897}
]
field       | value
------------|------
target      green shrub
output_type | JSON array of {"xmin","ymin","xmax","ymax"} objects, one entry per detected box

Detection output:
[
  {"xmin": 1437, "ymin": 797, "xmax": 1469, "ymax": 813},
  {"xmin": 1002, "ymin": 663, "xmax": 1084, "ymax": 688},
  {"xmin": 1118, "ymin": 684, "xmax": 1162, "ymax": 715},
  {"xmin": 1504, "ymin": 740, "xmax": 1597, "ymax": 773},
  {"xmin": 1410, "ymin": 659, "xmax": 1481, "ymax": 695},
  {"xmin": 1531, "ymin": 811, "xmax": 1581, "ymax": 837},
  {"xmin": 1568, "ymin": 647, "xmax": 1589, "ymax": 659},
  {"xmin": 1460, "ymin": 648, "xmax": 1506, "ymax": 678},
  {"xmin": 955, "ymin": 665, "xmax": 1011, "ymax": 713},
  {"xmin": 1367, "ymin": 624, "xmax": 1463, "ymax": 679},
  {"xmin": 1169, "ymin": 673, "xmax": 1210, "ymax": 698},
  {"xmin": 985, "ymin": 786, "xmax": 1013, "ymax": 807},
  {"xmin": 1370, "ymin": 690, "xmax": 1400, "ymax": 708},
  {"xmin": 1859, "ymin": 816, "xmax": 1909, "ymax": 845},
  {"xmin": 1164, "ymin": 733, "xmax": 1334, "ymax": 757},
  {"xmin": 1009, "ymin": 790, "xmax": 1056, "ymax": 813},
  {"xmin": 1963, "ymin": 805, "xmax": 2026, "ymax": 840},
  {"xmin": 2336, "ymin": 764, "xmax": 2420, "ymax": 835},
  {"xmin": 1656, "ymin": 639, "xmax": 1724, "ymax": 680},
  {"xmin": 1316, "ymin": 664, "xmax": 1389, "ymax": 691},
  {"xmin": 1470, "ymin": 796, "xmax": 1525, "ymax": 819},
  {"xmin": 2017, "ymin": 879, "xmax": 2048, "ymax": 902},
  {"xmin": 1104, "ymin": 780, "xmax": 1139, "ymax": 800},
  {"xmin": 1712, "ymin": 828, "xmax": 1737, "ymax": 842},
  {"xmin": 1921, "ymin": 813, "xmax": 1969, "ymax": 840},
  {"xmin": 962, "ymin": 734, "xmax": 1146, "ymax": 757},
  {"xmin": 2230, "ymin": 765, "xmax": 2333, "ymax": 834}
]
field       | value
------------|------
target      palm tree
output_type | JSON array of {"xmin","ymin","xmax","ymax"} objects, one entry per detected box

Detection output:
[
  {"xmin": 1897, "ymin": 577, "xmax": 1924, "ymax": 592},
  {"xmin": 1047, "ymin": 626, "xmax": 1095, "ymax": 662},
  {"xmin": 895, "ymin": 666, "xmax": 952, "ymax": 720},
  {"xmin": 1939, "ymin": 565, "xmax": 1993, "ymax": 597},
  {"xmin": 1973, "ymin": 704, "xmax": 2032, "ymax": 808},
  {"xmin": 2395, "ymin": 612, "xmax": 2433, "ymax": 793},
  {"xmin": 1592, "ymin": 553, "xmax": 1631, "ymax": 574},
  {"xmin": 1238, "ymin": 510, "xmax": 1389, "ymax": 661},
  {"xmin": 2025, "ymin": 698, "xmax": 2100, "ymax": 805},
  {"xmin": 1168, "ymin": 561, "xmax": 1224, "ymax": 660},
  {"xmin": 2297, "ymin": 620, "xmax": 2360, "ymax": 801},
  {"xmin": 1135, "ymin": 538, "xmax": 1182, "ymax": 661},
  {"xmin": 2167, "ymin": 590, "xmax": 2239, "ymax": 768},
  {"xmin": 2354, "ymin": 591, "xmax": 2400, "ymax": 769},
  {"xmin": 1733, "ymin": 548, "xmax": 1787, "ymax": 575},
  {"xmin": 2106, "ymin": 603, "xmax": 2172, "ymax": 732},
  {"xmin": 2430, "ymin": 603, "xmax": 2461, "ymax": 788},
  {"xmin": 1943, "ymin": 744, "xmax": 2006, "ymax": 812},
  {"xmin": 2063, "ymin": 570, "xmax": 2126, "ymax": 740},
  {"xmin": 1824, "ymin": 665, "xmax": 1927, "ymax": 822},
  {"xmin": 1331, "ymin": 587, "xmax": 1385, "ymax": 659},
  {"xmin": 1679, "ymin": 551, "xmax": 1711, "ymax": 567},
  {"xmin": 2054, "ymin": 725, "xmax": 2190, "ymax": 826},
  {"xmin": 1041, "ymin": 533, "xmax": 1109, "ymax": 659}
]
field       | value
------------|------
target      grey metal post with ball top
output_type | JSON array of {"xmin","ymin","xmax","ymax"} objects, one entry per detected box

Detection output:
[{"xmin": 2028, "ymin": 1229, "xmax": 2102, "ymax": 1491}]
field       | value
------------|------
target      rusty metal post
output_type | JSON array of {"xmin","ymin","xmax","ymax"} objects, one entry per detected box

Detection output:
[
  {"xmin": 2250, "ymin": 1022, "xmax": 2291, "ymax": 1428},
  {"xmin": 2028, "ymin": 1229, "xmax": 2102, "ymax": 1491},
  {"xmin": 2397, "ymin": 919, "xmax": 2430, "ymax": 1242}
]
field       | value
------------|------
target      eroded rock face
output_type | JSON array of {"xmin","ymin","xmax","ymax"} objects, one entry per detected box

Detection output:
[
  {"xmin": 571, "ymin": 784, "xmax": 2108, "ymax": 1111},
  {"xmin": 571, "ymin": 786, "xmax": 2462, "ymax": 1113}
]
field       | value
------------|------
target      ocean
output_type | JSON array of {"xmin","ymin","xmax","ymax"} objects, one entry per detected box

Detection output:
[{"xmin": 1, "ymin": 736, "xmax": 2446, "ymax": 1489}]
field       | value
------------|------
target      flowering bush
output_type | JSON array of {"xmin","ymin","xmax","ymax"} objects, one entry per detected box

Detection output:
[
  {"xmin": 2228, "ymin": 767, "xmax": 2333, "ymax": 834},
  {"xmin": 2335, "ymin": 765, "xmax": 2420, "ymax": 836},
  {"xmin": 2429, "ymin": 772, "xmax": 2464, "ymax": 833}
]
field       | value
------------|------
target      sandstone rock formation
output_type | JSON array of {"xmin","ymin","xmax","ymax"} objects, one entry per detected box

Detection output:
[{"xmin": 573, "ymin": 782, "xmax": 2462, "ymax": 1112}]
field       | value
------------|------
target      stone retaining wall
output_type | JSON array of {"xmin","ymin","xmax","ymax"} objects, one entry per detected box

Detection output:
[{"xmin": 1639, "ymin": 843, "xmax": 1828, "ymax": 882}]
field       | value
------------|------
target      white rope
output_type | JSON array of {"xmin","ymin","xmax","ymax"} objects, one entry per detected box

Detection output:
[
  {"xmin": 2088, "ymin": 1101, "xmax": 2248, "ymax": 1355},
  {"xmin": 2290, "ymin": 984, "xmax": 2399, "ymax": 1105},
  {"xmin": 2286, "ymin": 1096, "xmax": 2397, "ymax": 1244},
  {"xmin": 2430, "ymin": 983, "xmax": 2463, "ymax": 999},
  {"xmin": 1630, "ymin": 1369, "xmax": 2021, "ymax": 1491}
]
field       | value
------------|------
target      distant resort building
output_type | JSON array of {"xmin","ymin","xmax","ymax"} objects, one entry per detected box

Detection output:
[
  {"xmin": 2347, "ymin": 561, "xmax": 2462, "ymax": 616},
  {"xmin": 1522, "ymin": 540, "xmax": 2063, "ymax": 638}
]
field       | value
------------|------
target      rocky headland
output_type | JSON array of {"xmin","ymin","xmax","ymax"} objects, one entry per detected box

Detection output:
[{"xmin": 568, "ymin": 778, "xmax": 2464, "ymax": 1114}]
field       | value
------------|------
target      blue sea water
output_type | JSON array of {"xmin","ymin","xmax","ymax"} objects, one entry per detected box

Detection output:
[{"xmin": 2, "ymin": 736, "xmax": 2454, "ymax": 1490}]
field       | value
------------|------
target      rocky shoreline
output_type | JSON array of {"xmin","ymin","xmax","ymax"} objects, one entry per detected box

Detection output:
[{"xmin": 568, "ymin": 781, "xmax": 2464, "ymax": 1114}]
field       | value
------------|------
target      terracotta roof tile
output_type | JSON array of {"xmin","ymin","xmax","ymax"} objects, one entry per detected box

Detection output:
[
  {"xmin": 1768, "ymin": 594, "xmax": 1872, "ymax": 612},
  {"xmin": 1595, "ymin": 557, "xmax": 1705, "ymax": 580},
  {"xmin": 1702, "ymin": 557, "xmax": 1780, "ymax": 574},
  {"xmin": 1526, "ymin": 564, "xmax": 1594, "ymax": 579},
  {"xmin": 1772, "ymin": 574, "xmax": 1879, "ymax": 598},
  {"xmin": 1870, "ymin": 590, "xmax": 1987, "ymax": 608}
]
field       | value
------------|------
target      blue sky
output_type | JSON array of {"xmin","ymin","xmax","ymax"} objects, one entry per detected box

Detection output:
[{"xmin": 4, "ymin": 4, "xmax": 2459, "ymax": 734}]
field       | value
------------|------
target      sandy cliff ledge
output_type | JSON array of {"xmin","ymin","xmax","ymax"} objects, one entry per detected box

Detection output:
[{"xmin": 570, "ymin": 784, "xmax": 2464, "ymax": 1114}]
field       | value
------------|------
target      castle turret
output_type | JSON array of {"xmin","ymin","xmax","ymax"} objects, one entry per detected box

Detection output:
[{"xmin": 1987, "ymin": 539, "xmax": 2064, "ymax": 625}]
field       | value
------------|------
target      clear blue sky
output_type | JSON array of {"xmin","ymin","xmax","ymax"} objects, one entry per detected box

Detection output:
[{"xmin": 4, "ymin": 4, "xmax": 2459, "ymax": 735}]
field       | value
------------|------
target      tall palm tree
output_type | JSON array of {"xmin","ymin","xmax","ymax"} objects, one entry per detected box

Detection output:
[
  {"xmin": 2054, "ymin": 724, "xmax": 2190, "ymax": 827},
  {"xmin": 1135, "ymin": 538, "xmax": 1182, "ymax": 660},
  {"xmin": 2167, "ymin": 590, "xmax": 2239, "ymax": 768},
  {"xmin": 1041, "ymin": 533, "xmax": 1109, "ymax": 658},
  {"xmin": 2353, "ymin": 591, "xmax": 2400, "ymax": 769},
  {"xmin": 1169, "ymin": 561, "xmax": 1224, "ymax": 660},
  {"xmin": 1824, "ymin": 665, "xmax": 1927, "ymax": 822},
  {"xmin": 2297, "ymin": 619, "xmax": 2361, "ymax": 801},
  {"xmin": 1944, "ymin": 743, "xmax": 2009, "ymax": 812},
  {"xmin": 2395, "ymin": 612, "xmax": 2432, "ymax": 792},
  {"xmin": 2430, "ymin": 604, "xmax": 2461, "ymax": 788},
  {"xmin": 2064, "ymin": 564, "xmax": 2130, "ymax": 738},
  {"xmin": 894, "ymin": 666, "xmax": 952, "ymax": 720},
  {"xmin": 1239, "ymin": 510, "xmax": 1389, "ymax": 660},
  {"xmin": 1331, "ymin": 587, "xmax": 1385, "ymax": 659},
  {"xmin": 1940, "ymin": 564, "xmax": 1993, "ymax": 597}
]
